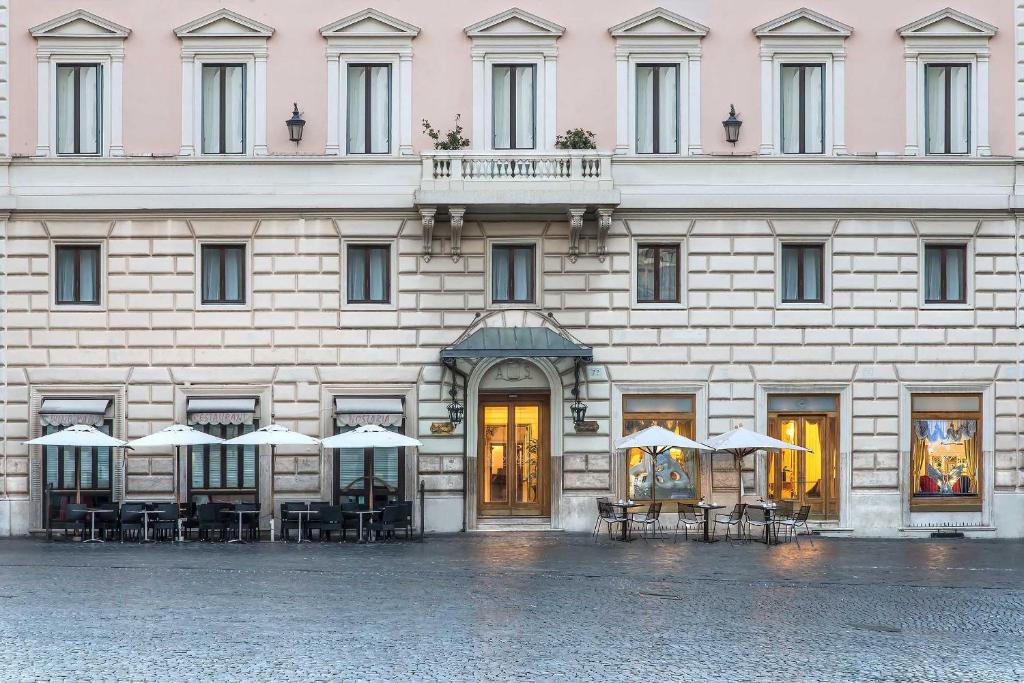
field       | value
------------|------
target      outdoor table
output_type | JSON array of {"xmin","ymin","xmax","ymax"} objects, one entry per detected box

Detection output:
[
  {"xmin": 138, "ymin": 508, "xmax": 160, "ymax": 543},
  {"xmin": 748, "ymin": 504, "xmax": 780, "ymax": 545},
  {"xmin": 83, "ymin": 508, "xmax": 112, "ymax": 544},
  {"xmin": 349, "ymin": 510, "xmax": 379, "ymax": 544},
  {"xmin": 289, "ymin": 509, "xmax": 318, "ymax": 543},
  {"xmin": 694, "ymin": 503, "xmax": 725, "ymax": 543},
  {"xmin": 223, "ymin": 509, "xmax": 260, "ymax": 544},
  {"xmin": 608, "ymin": 502, "xmax": 642, "ymax": 542}
]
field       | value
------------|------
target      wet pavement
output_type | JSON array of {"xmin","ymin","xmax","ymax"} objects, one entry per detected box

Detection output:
[{"xmin": 0, "ymin": 533, "xmax": 1021, "ymax": 682}]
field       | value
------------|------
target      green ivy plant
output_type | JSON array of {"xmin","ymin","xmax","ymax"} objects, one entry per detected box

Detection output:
[
  {"xmin": 421, "ymin": 115, "xmax": 471, "ymax": 150},
  {"xmin": 555, "ymin": 128, "xmax": 597, "ymax": 150}
]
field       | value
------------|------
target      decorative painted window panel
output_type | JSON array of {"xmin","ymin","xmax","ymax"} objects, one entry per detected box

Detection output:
[{"xmin": 622, "ymin": 395, "xmax": 698, "ymax": 502}]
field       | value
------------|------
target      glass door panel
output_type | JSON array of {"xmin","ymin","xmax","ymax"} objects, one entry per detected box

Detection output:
[
  {"xmin": 777, "ymin": 418, "xmax": 799, "ymax": 501},
  {"xmin": 803, "ymin": 418, "xmax": 824, "ymax": 501},
  {"xmin": 769, "ymin": 413, "xmax": 838, "ymax": 519},
  {"xmin": 479, "ymin": 399, "xmax": 547, "ymax": 517},
  {"xmin": 513, "ymin": 405, "xmax": 540, "ymax": 506},
  {"xmin": 482, "ymin": 406, "xmax": 509, "ymax": 506}
]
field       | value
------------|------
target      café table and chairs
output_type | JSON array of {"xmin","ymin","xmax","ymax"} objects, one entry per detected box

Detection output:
[
  {"xmin": 223, "ymin": 505, "xmax": 261, "ymax": 544},
  {"xmin": 745, "ymin": 502, "xmax": 779, "ymax": 545},
  {"xmin": 290, "ymin": 508, "xmax": 319, "ymax": 543},
  {"xmin": 348, "ymin": 509, "xmax": 380, "ymax": 544},
  {"xmin": 713, "ymin": 503, "xmax": 748, "ymax": 543},
  {"xmin": 694, "ymin": 501, "xmax": 726, "ymax": 543},
  {"xmin": 83, "ymin": 507, "xmax": 113, "ymax": 543},
  {"xmin": 673, "ymin": 503, "xmax": 705, "ymax": 541},
  {"xmin": 607, "ymin": 500, "xmax": 642, "ymax": 542}
]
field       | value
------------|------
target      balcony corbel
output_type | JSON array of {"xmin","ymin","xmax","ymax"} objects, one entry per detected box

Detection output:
[
  {"xmin": 449, "ymin": 207, "xmax": 465, "ymax": 261},
  {"xmin": 596, "ymin": 208, "xmax": 613, "ymax": 262},
  {"xmin": 420, "ymin": 207, "xmax": 437, "ymax": 262},
  {"xmin": 567, "ymin": 207, "xmax": 586, "ymax": 263}
]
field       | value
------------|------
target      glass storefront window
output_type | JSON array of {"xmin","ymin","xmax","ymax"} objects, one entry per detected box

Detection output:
[
  {"xmin": 622, "ymin": 394, "xmax": 697, "ymax": 501},
  {"xmin": 910, "ymin": 394, "xmax": 981, "ymax": 508}
]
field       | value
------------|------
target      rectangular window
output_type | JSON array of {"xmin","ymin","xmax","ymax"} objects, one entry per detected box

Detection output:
[
  {"xmin": 44, "ymin": 419, "xmax": 113, "ymax": 492},
  {"xmin": 347, "ymin": 64, "xmax": 391, "ymax": 154},
  {"xmin": 780, "ymin": 64, "xmax": 825, "ymax": 154},
  {"xmin": 780, "ymin": 243, "xmax": 824, "ymax": 303},
  {"xmin": 925, "ymin": 64, "xmax": 970, "ymax": 155},
  {"xmin": 492, "ymin": 245, "xmax": 535, "ymax": 304},
  {"xmin": 189, "ymin": 420, "xmax": 259, "ymax": 493},
  {"xmin": 622, "ymin": 395, "xmax": 698, "ymax": 502},
  {"xmin": 55, "ymin": 244, "xmax": 101, "ymax": 305},
  {"xmin": 56, "ymin": 64, "xmax": 101, "ymax": 155},
  {"xmin": 636, "ymin": 65, "xmax": 678, "ymax": 154},
  {"xmin": 201, "ymin": 244, "xmax": 246, "ymax": 305},
  {"xmin": 336, "ymin": 423, "xmax": 403, "ymax": 507},
  {"xmin": 347, "ymin": 245, "xmax": 390, "ymax": 304},
  {"xmin": 201, "ymin": 64, "xmax": 246, "ymax": 154},
  {"xmin": 637, "ymin": 244, "xmax": 679, "ymax": 303},
  {"xmin": 923, "ymin": 244, "xmax": 966, "ymax": 304},
  {"xmin": 492, "ymin": 65, "xmax": 535, "ymax": 150},
  {"xmin": 910, "ymin": 394, "xmax": 981, "ymax": 509}
]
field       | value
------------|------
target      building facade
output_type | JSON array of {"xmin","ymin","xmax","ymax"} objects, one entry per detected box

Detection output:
[{"xmin": 1, "ymin": 1, "xmax": 1022, "ymax": 537}]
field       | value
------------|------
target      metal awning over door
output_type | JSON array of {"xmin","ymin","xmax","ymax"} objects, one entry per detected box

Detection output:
[{"xmin": 440, "ymin": 327, "xmax": 592, "ymax": 361}]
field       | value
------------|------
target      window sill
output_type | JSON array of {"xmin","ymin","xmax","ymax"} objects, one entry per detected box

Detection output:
[
  {"xmin": 51, "ymin": 303, "xmax": 107, "ymax": 312},
  {"xmin": 341, "ymin": 301, "xmax": 396, "ymax": 312},
  {"xmin": 488, "ymin": 302, "xmax": 541, "ymax": 311},
  {"xmin": 776, "ymin": 301, "xmax": 829, "ymax": 310},
  {"xmin": 919, "ymin": 302, "xmax": 972, "ymax": 311},
  {"xmin": 632, "ymin": 301, "xmax": 686, "ymax": 311},
  {"xmin": 197, "ymin": 303, "xmax": 252, "ymax": 312}
]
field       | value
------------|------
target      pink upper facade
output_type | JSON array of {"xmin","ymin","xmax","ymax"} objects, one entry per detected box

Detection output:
[{"xmin": 10, "ymin": 0, "xmax": 1014, "ymax": 157}]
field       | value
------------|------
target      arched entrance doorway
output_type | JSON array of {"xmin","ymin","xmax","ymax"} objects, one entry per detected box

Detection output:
[{"xmin": 477, "ymin": 360, "xmax": 550, "ymax": 517}]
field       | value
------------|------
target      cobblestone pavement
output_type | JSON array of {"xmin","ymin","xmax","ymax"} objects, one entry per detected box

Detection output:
[{"xmin": 0, "ymin": 533, "xmax": 1021, "ymax": 682}]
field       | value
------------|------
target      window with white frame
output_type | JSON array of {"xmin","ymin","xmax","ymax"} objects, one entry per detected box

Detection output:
[
  {"xmin": 491, "ymin": 244, "xmax": 535, "ymax": 304},
  {"xmin": 924, "ymin": 64, "xmax": 970, "ymax": 155},
  {"xmin": 466, "ymin": 9, "xmax": 563, "ymax": 152},
  {"xmin": 321, "ymin": 10, "xmax": 419, "ymax": 157},
  {"xmin": 610, "ymin": 9, "xmax": 707, "ymax": 157},
  {"xmin": 754, "ymin": 9, "xmax": 851, "ymax": 157},
  {"xmin": 347, "ymin": 64, "xmax": 391, "ymax": 154},
  {"xmin": 780, "ymin": 64, "xmax": 825, "ymax": 155},
  {"xmin": 30, "ymin": 10, "xmax": 129, "ymax": 158},
  {"xmin": 635, "ymin": 65, "xmax": 678, "ymax": 154},
  {"xmin": 175, "ymin": 9, "xmax": 273, "ymax": 157},
  {"xmin": 899, "ymin": 9, "xmax": 995, "ymax": 157},
  {"xmin": 201, "ymin": 64, "xmax": 246, "ymax": 155}
]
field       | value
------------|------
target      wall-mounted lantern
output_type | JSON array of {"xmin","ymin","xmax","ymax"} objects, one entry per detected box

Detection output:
[
  {"xmin": 570, "ymin": 359, "xmax": 588, "ymax": 424},
  {"xmin": 286, "ymin": 103, "xmax": 305, "ymax": 144},
  {"xmin": 722, "ymin": 104, "xmax": 742, "ymax": 145}
]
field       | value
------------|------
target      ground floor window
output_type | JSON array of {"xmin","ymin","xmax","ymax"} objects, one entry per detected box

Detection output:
[
  {"xmin": 334, "ymin": 397, "xmax": 405, "ymax": 508},
  {"xmin": 43, "ymin": 419, "xmax": 114, "ymax": 516},
  {"xmin": 910, "ymin": 394, "xmax": 981, "ymax": 510},
  {"xmin": 622, "ymin": 395, "xmax": 697, "ymax": 501},
  {"xmin": 188, "ymin": 422, "xmax": 259, "ymax": 496}
]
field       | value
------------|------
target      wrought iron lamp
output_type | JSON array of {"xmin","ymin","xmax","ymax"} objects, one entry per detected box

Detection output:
[
  {"xmin": 447, "ymin": 383, "xmax": 465, "ymax": 428},
  {"xmin": 286, "ymin": 103, "xmax": 305, "ymax": 144},
  {"xmin": 722, "ymin": 104, "xmax": 742, "ymax": 145},
  {"xmin": 570, "ymin": 360, "xmax": 588, "ymax": 424}
]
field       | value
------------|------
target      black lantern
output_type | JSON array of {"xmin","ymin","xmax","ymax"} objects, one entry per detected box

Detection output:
[
  {"xmin": 447, "ymin": 384, "xmax": 464, "ymax": 428},
  {"xmin": 722, "ymin": 104, "xmax": 742, "ymax": 145},
  {"xmin": 570, "ymin": 359, "xmax": 588, "ymax": 425},
  {"xmin": 286, "ymin": 103, "xmax": 305, "ymax": 144}
]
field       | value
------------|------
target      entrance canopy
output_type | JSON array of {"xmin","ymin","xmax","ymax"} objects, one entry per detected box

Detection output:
[{"xmin": 440, "ymin": 327, "xmax": 592, "ymax": 362}]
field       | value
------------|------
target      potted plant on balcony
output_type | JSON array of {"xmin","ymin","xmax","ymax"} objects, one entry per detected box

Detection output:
[
  {"xmin": 555, "ymin": 128, "xmax": 597, "ymax": 150},
  {"xmin": 421, "ymin": 115, "xmax": 471, "ymax": 150}
]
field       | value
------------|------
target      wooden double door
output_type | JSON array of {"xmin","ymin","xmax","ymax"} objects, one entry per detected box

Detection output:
[
  {"xmin": 478, "ymin": 394, "xmax": 549, "ymax": 517},
  {"xmin": 768, "ymin": 412, "xmax": 839, "ymax": 519}
]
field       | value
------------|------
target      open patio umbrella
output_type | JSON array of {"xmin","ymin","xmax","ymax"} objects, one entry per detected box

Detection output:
[
  {"xmin": 702, "ymin": 426, "xmax": 808, "ymax": 497},
  {"xmin": 127, "ymin": 424, "xmax": 224, "ymax": 506},
  {"xmin": 223, "ymin": 424, "xmax": 319, "ymax": 515},
  {"xmin": 25, "ymin": 425, "xmax": 130, "ymax": 504},
  {"xmin": 615, "ymin": 425, "xmax": 712, "ymax": 510}
]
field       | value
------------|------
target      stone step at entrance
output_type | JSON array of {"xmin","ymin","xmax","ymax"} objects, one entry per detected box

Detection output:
[{"xmin": 474, "ymin": 516, "xmax": 558, "ymax": 532}]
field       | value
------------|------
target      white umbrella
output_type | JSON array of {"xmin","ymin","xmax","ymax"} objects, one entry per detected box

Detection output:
[
  {"xmin": 702, "ymin": 426, "xmax": 808, "ymax": 497},
  {"xmin": 127, "ymin": 424, "xmax": 224, "ymax": 505},
  {"xmin": 224, "ymin": 424, "xmax": 319, "ymax": 509},
  {"xmin": 615, "ymin": 426, "xmax": 712, "ymax": 509},
  {"xmin": 320, "ymin": 424, "xmax": 422, "ymax": 450},
  {"xmin": 25, "ymin": 425, "xmax": 130, "ymax": 504}
]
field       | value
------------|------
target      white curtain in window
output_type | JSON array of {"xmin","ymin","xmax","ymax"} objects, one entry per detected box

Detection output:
[
  {"xmin": 201, "ymin": 67, "xmax": 221, "ymax": 154},
  {"xmin": 223, "ymin": 66, "xmax": 244, "ymax": 154},
  {"xmin": 925, "ymin": 66, "xmax": 945, "ymax": 154},
  {"xmin": 780, "ymin": 66, "xmax": 801, "ymax": 154},
  {"xmin": 202, "ymin": 249, "xmax": 221, "ymax": 301},
  {"xmin": 513, "ymin": 248, "xmax": 531, "ymax": 301},
  {"xmin": 79, "ymin": 247, "xmax": 97, "ymax": 302},
  {"xmin": 659, "ymin": 247, "xmax": 678, "ymax": 300},
  {"xmin": 637, "ymin": 247, "xmax": 655, "ymax": 299},
  {"xmin": 57, "ymin": 248, "xmax": 77, "ymax": 302},
  {"xmin": 492, "ymin": 66, "xmax": 511, "ymax": 148},
  {"xmin": 368, "ymin": 247, "xmax": 388, "ymax": 301},
  {"xmin": 370, "ymin": 66, "xmax": 390, "ymax": 153},
  {"xmin": 945, "ymin": 248, "xmax": 963, "ymax": 301},
  {"xmin": 949, "ymin": 66, "xmax": 969, "ymax": 154},
  {"xmin": 802, "ymin": 247, "xmax": 821, "ymax": 300},
  {"xmin": 79, "ymin": 66, "xmax": 99, "ymax": 154},
  {"xmin": 636, "ymin": 67, "xmax": 654, "ymax": 153},
  {"xmin": 924, "ymin": 247, "xmax": 942, "ymax": 300},
  {"xmin": 781, "ymin": 247, "xmax": 799, "ymax": 300},
  {"xmin": 658, "ymin": 66, "xmax": 678, "ymax": 154},
  {"xmin": 804, "ymin": 66, "xmax": 823, "ymax": 154},
  {"xmin": 55, "ymin": 67, "xmax": 76, "ymax": 154},
  {"xmin": 348, "ymin": 248, "xmax": 366, "ymax": 300},
  {"xmin": 514, "ymin": 66, "xmax": 534, "ymax": 149},
  {"xmin": 347, "ymin": 66, "xmax": 366, "ymax": 153},
  {"xmin": 223, "ymin": 248, "xmax": 242, "ymax": 301},
  {"xmin": 492, "ymin": 247, "xmax": 510, "ymax": 300}
]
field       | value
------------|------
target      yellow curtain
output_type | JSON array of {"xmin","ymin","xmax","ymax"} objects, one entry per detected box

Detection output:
[
  {"xmin": 960, "ymin": 422, "xmax": 979, "ymax": 494},
  {"xmin": 910, "ymin": 426, "xmax": 928, "ymax": 495}
]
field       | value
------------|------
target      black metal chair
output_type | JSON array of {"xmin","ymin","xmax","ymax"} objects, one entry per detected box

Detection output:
[
  {"xmin": 59, "ymin": 504, "xmax": 87, "ymax": 540},
  {"xmin": 368, "ymin": 505, "xmax": 404, "ymax": 542},
  {"xmin": 673, "ymin": 503, "xmax": 705, "ymax": 542},
  {"xmin": 280, "ymin": 502, "xmax": 307, "ymax": 542},
  {"xmin": 119, "ymin": 504, "xmax": 144, "ymax": 542},
  {"xmin": 593, "ymin": 500, "xmax": 626, "ymax": 541},
  {"xmin": 234, "ymin": 502, "xmax": 260, "ymax": 542},
  {"xmin": 305, "ymin": 502, "xmax": 332, "ymax": 541},
  {"xmin": 97, "ymin": 502, "xmax": 120, "ymax": 540},
  {"xmin": 745, "ymin": 506, "xmax": 775, "ymax": 545},
  {"xmin": 713, "ymin": 503, "xmax": 747, "ymax": 542},
  {"xmin": 152, "ymin": 503, "xmax": 179, "ymax": 541},
  {"xmin": 631, "ymin": 502, "xmax": 664, "ymax": 541},
  {"xmin": 388, "ymin": 501, "xmax": 413, "ymax": 540},
  {"xmin": 180, "ymin": 502, "xmax": 198, "ymax": 540},
  {"xmin": 197, "ymin": 503, "xmax": 227, "ymax": 541},
  {"xmin": 314, "ymin": 505, "xmax": 343, "ymax": 541},
  {"xmin": 778, "ymin": 505, "xmax": 814, "ymax": 546},
  {"xmin": 338, "ymin": 502, "xmax": 360, "ymax": 542}
]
